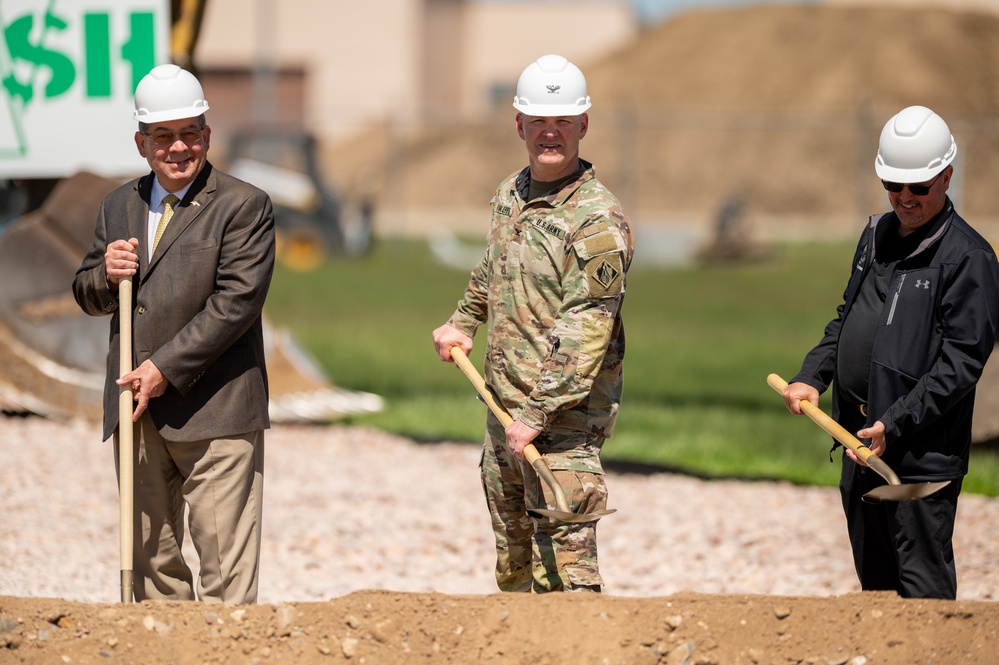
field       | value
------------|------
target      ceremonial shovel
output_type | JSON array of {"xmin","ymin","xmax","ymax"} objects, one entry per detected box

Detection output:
[
  {"xmin": 767, "ymin": 374, "xmax": 950, "ymax": 503},
  {"xmin": 118, "ymin": 276, "xmax": 135, "ymax": 602},
  {"xmin": 450, "ymin": 347, "xmax": 615, "ymax": 523}
]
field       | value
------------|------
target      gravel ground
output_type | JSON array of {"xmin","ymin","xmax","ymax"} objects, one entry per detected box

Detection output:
[{"xmin": 3, "ymin": 416, "xmax": 998, "ymax": 603}]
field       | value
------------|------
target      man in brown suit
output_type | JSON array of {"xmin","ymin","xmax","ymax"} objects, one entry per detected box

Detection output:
[{"xmin": 73, "ymin": 64, "xmax": 275, "ymax": 603}]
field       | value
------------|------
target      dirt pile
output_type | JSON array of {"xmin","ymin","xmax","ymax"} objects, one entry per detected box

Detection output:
[
  {"xmin": 330, "ymin": 4, "xmax": 999, "ymax": 232},
  {"xmin": 4, "ymin": 417, "xmax": 999, "ymax": 663},
  {"xmin": 589, "ymin": 4, "xmax": 999, "ymax": 113},
  {"xmin": 3, "ymin": 590, "xmax": 999, "ymax": 664}
]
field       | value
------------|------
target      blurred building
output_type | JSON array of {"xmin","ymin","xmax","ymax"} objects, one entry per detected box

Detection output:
[
  {"xmin": 192, "ymin": 1, "xmax": 999, "ymax": 240},
  {"xmin": 195, "ymin": 0, "xmax": 638, "ymax": 144}
]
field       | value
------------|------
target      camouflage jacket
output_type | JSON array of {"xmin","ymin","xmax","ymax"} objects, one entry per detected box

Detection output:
[{"xmin": 448, "ymin": 160, "xmax": 634, "ymax": 437}]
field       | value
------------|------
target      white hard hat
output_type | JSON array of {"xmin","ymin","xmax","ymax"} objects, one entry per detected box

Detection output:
[
  {"xmin": 512, "ymin": 54, "xmax": 591, "ymax": 117},
  {"xmin": 875, "ymin": 105, "xmax": 956, "ymax": 183},
  {"xmin": 133, "ymin": 64, "xmax": 210, "ymax": 124}
]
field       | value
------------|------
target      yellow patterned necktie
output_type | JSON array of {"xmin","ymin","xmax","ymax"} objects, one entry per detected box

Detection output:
[{"xmin": 152, "ymin": 194, "xmax": 180, "ymax": 253}]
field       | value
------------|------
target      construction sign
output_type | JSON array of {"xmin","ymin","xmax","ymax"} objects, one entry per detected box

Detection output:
[{"xmin": 0, "ymin": 0, "xmax": 169, "ymax": 178}]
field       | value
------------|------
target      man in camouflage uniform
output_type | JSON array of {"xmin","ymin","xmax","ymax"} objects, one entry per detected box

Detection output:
[{"xmin": 433, "ymin": 54, "xmax": 634, "ymax": 593}]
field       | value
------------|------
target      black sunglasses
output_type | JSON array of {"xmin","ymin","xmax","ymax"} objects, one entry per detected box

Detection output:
[{"xmin": 882, "ymin": 172, "xmax": 943, "ymax": 196}]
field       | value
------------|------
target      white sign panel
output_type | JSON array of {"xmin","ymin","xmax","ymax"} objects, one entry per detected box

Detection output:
[{"xmin": 0, "ymin": 0, "xmax": 169, "ymax": 178}]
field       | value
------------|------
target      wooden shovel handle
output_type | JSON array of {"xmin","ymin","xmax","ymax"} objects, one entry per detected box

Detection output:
[
  {"xmin": 118, "ymin": 277, "xmax": 134, "ymax": 603},
  {"xmin": 767, "ymin": 373, "xmax": 900, "ymax": 486},
  {"xmin": 450, "ymin": 347, "xmax": 533, "ymax": 460},
  {"xmin": 449, "ymin": 347, "xmax": 572, "ymax": 512}
]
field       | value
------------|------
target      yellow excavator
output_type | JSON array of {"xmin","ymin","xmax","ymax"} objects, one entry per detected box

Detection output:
[{"xmin": 0, "ymin": 0, "xmax": 380, "ymax": 421}]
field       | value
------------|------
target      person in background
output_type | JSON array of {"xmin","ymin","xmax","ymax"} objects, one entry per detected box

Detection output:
[
  {"xmin": 73, "ymin": 64, "xmax": 276, "ymax": 603},
  {"xmin": 432, "ymin": 54, "xmax": 634, "ymax": 593},
  {"xmin": 780, "ymin": 105, "xmax": 999, "ymax": 599}
]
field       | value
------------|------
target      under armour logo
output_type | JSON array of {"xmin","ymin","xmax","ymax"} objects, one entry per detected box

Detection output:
[
  {"xmin": 915, "ymin": 279, "xmax": 931, "ymax": 290},
  {"xmin": 546, "ymin": 84, "xmax": 561, "ymax": 94}
]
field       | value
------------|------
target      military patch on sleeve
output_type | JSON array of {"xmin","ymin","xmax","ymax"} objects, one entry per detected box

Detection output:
[
  {"xmin": 582, "ymin": 232, "xmax": 619, "ymax": 257},
  {"xmin": 495, "ymin": 204, "xmax": 512, "ymax": 217},
  {"xmin": 571, "ymin": 223, "xmax": 625, "ymax": 260},
  {"xmin": 587, "ymin": 254, "xmax": 623, "ymax": 297}
]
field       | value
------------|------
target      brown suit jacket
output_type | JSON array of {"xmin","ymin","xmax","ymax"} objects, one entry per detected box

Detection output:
[{"xmin": 73, "ymin": 162, "xmax": 276, "ymax": 441}]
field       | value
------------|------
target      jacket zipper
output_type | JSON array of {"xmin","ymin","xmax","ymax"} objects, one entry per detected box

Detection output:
[{"xmin": 886, "ymin": 273, "xmax": 906, "ymax": 325}]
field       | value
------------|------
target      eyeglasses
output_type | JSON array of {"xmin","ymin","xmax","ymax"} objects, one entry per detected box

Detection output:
[
  {"xmin": 143, "ymin": 128, "xmax": 204, "ymax": 146},
  {"xmin": 881, "ymin": 172, "xmax": 942, "ymax": 196}
]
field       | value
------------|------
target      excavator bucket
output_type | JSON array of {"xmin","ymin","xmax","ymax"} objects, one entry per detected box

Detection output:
[{"xmin": 0, "ymin": 172, "xmax": 381, "ymax": 422}]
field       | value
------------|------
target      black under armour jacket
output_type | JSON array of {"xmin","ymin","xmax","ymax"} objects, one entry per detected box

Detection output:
[{"xmin": 792, "ymin": 199, "xmax": 999, "ymax": 481}]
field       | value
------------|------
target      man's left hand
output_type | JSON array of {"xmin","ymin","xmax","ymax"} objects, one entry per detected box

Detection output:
[
  {"xmin": 505, "ymin": 419, "xmax": 541, "ymax": 460},
  {"xmin": 849, "ymin": 420, "xmax": 886, "ymax": 465}
]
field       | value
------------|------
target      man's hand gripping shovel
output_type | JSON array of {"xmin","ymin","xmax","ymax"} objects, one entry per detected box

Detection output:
[
  {"xmin": 768, "ymin": 374, "xmax": 949, "ymax": 503},
  {"xmin": 450, "ymin": 347, "xmax": 615, "ymax": 523}
]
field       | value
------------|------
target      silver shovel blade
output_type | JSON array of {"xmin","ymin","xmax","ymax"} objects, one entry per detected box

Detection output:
[
  {"xmin": 862, "ymin": 480, "xmax": 951, "ymax": 504},
  {"xmin": 528, "ymin": 507, "xmax": 617, "ymax": 524}
]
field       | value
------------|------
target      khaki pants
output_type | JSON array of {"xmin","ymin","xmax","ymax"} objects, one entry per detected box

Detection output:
[
  {"xmin": 114, "ymin": 412, "xmax": 264, "ymax": 603},
  {"xmin": 481, "ymin": 412, "xmax": 606, "ymax": 593}
]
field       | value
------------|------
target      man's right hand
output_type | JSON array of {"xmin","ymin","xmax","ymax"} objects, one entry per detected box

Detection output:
[
  {"xmin": 432, "ymin": 324, "xmax": 473, "ymax": 362},
  {"xmin": 105, "ymin": 237, "xmax": 139, "ymax": 288}
]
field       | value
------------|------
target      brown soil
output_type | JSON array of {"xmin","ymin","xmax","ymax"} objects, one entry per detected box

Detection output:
[
  {"xmin": 3, "ymin": 590, "xmax": 998, "ymax": 664},
  {"xmin": 4, "ymin": 418, "xmax": 999, "ymax": 664}
]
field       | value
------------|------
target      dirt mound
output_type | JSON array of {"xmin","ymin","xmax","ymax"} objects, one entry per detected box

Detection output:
[
  {"xmin": 4, "ymin": 417, "xmax": 999, "ymax": 663},
  {"xmin": 589, "ymin": 4, "xmax": 999, "ymax": 113},
  {"xmin": 330, "ymin": 4, "xmax": 999, "ymax": 229},
  {"xmin": 3, "ymin": 590, "xmax": 997, "ymax": 664}
]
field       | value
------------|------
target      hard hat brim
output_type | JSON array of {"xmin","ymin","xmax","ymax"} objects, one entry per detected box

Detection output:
[
  {"xmin": 134, "ymin": 103, "xmax": 211, "ymax": 125},
  {"xmin": 512, "ymin": 101, "xmax": 591, "ymax": 117},
  {"xmin": 874, "ymin": 154, "xmax": 953, "ymax": 184}
]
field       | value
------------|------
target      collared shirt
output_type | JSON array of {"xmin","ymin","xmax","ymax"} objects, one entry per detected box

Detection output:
[{"xmin": 147, "ymin": 180, "xmax": 193, "ymax": 260}]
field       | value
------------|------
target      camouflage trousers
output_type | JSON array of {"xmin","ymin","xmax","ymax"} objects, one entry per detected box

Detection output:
[{"xmin": 481, "ymin": 412, "xmax": 608, "ymax": 593}]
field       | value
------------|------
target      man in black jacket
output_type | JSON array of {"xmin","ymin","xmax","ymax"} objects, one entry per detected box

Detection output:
[{"xmin": 780, "ymin": 106, "xmax": 999, "ymax": 599}]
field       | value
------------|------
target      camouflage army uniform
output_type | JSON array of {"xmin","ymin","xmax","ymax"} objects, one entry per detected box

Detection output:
[{"xmin": 447, "ymin": 160, "xmax": 634, "ymax": 593}]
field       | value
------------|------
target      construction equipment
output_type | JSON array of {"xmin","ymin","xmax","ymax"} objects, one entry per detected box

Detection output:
[
  {"xmin": 2, "ymin": 0, "xmax": 371, "ymax": 270},
  {"xmin": 0, "ymin": 170, "xmax": 382, "ymax": 422},
  {"xmin": 226, "ymin": 126, "xmax": 373, "ymax": 269},
  {"xmin": 0, "ymin": 1, "xmax": 379, "ymax": 420},
  {"xmin": 449, "ymin": 346, "xmax": 615, "ymax": 524},
  {"xmin": 767, "ymin": 374, "xmax": 950, "ymax": 503}
]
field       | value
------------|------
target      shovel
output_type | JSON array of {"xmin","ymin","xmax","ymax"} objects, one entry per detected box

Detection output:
[
  {"xmin": 118, "ymin": 276, "xmax": 134, "ymax": 603},
  {"xmin": 767, "ymin": 373, "xmax": 949, "ymax": 503},
  {"xmin": 449, "ymin": 347, "xmax": 615, "ymax": 523}
]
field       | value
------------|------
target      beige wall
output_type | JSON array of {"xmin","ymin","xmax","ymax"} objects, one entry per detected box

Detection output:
[
  {"xmin": 195, "ymin": 0, "xmax": 637, "ymax": 142},
  {"xmin": 461, "ymin": 2, "xmax": 637, "ymax": 115},
  {"xmin": 197, "ymin": 0, "xmax": 423, "ymax": 140}
]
